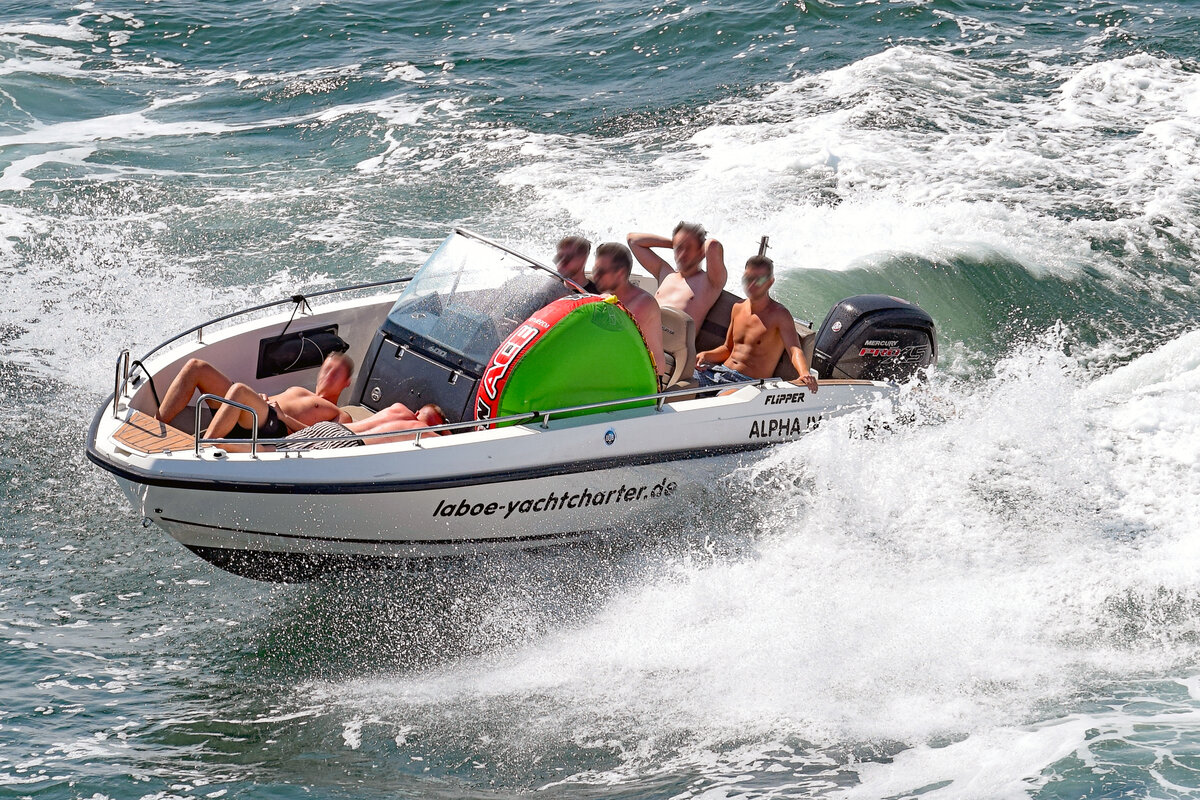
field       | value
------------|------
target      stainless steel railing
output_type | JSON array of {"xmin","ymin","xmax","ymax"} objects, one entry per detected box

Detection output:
[
  {"xmin": 112, "ymin": 276, "xmax": 413, "ymax": 413},
  {"xmin": 113, "ymin": 349, "xmax": 130, "ymax": 418},
  {"xmin": 189, "ymin": 379, "xmax": 770, "ymax": 455},
  {"xmin": 195, "ymin": 394, "xmax": 260, "ymax": 456}
]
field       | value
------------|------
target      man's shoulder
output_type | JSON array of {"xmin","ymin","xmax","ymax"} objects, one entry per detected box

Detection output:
[
  {"xmin": 627, "ymin": 283, "xmax": 656, "ymax": 304},
  {"xmin": 766, "ymin": 299, "xmax": 797, "ymax": 327}
]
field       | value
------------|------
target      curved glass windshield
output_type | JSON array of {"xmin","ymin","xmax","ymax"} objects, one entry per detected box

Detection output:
[{"xmin": 385, "ymin": 231, "xmax": 568, "ymax": 369}]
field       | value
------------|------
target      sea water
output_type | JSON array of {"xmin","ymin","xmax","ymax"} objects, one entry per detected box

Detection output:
[{"xmin": 1, "ymin": 0, "xmax": 1199, "ymax": 797}]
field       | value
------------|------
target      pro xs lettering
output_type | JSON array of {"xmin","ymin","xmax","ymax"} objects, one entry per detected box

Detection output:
[{"xmin": 858, "ymin": 344, "xmax": 930, "ymax": 359}]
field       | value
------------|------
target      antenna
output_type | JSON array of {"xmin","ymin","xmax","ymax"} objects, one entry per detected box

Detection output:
[{"xmin": 758, "ymin": 235, "xmax": 769, "ymax": 257}]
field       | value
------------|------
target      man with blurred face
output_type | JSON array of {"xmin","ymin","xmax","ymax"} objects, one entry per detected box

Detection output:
[
  {"xmin": 591, "ymin": 242, "xmax": 666, "ymax": 379},
  {"xmin": 626, "ymin": 221, "xmax": 727, "ymax": 327},
  {"xmin": 695, "ymin": 255, "xmax": 817, "ymax": 392},
  {"xmin": 554, "ymin": 235, "xmax": 596, "ymax": 292},
  {"xmin": 156, "ymin": 352, "xmax": 356, "ymax": 440}
]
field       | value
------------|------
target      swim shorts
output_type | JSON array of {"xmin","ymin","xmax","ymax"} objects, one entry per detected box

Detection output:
[
  {"xmin": 696, "ymin": 364, "xmax": 757, "ymax": 388},
  {"xmin": 228, "ymin": 406, "xmax": 287, "ymax": 439}
]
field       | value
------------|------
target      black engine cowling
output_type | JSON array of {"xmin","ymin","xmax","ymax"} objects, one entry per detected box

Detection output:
[{"xmin": 811, "ymin": 294, "xmax": 936, "ymax": 382}]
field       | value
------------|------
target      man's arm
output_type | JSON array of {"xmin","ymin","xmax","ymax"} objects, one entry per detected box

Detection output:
[
  {"xmin": 263, "ymin": 395, "xmax": 306, "ymax": 433},
  {"xmin": 626, "ymin": 232, "xmax": 674, "ymax": 283},
  {"xmin": 275, "ymin": 393, "xmax": 350, "ymax": 428},
  {"xmin": 703, "ymin": 238, "xmax": 728, "ymax": 291},
  {"xmin": 777, "ymin": 309, "xmax": 817, "ymax": 393},
  {"xmin": 262, "ymin": 393, "xmax": 304, "ymax": 431},
  {"xmin": 320, "ymin": 398, "xmax": 352, "ymax": 424},
  {"xmin": 697, "ymin": 304, "xmax": 738, "ymax": 368}
]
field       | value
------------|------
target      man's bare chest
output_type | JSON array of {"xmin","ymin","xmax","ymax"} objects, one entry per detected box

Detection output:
[{"xmin": 734, "ymin": 315, "xmax": 776, "ymax": 346}]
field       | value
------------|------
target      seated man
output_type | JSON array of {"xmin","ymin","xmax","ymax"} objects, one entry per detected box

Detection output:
[
  {"xmin": 215, "ymin": 403, "xmax": 446, "ymax": 452},
  {"xmin": 695, "ymin": 255, "xmax": 818, "ymax": 393},
  {"xmin": 590, "ymin": 242, "xmax": 667, "ymax": 380},
  {"xmin": 554, "ymin": 235, "xmax": 597, "ymax": 293},
  {"xmin": 627, "ymin": 222, "xmax": 727, "ymax": 326},
  {"xmin": 155, "ymin": 352, "xmax": 354, "ymax": 441}
]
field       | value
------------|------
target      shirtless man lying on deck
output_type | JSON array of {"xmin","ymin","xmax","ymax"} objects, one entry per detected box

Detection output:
[
  {"xmin": 695, "ymin": 255, "xmax": 818, "ymax": 393},
  {"xmin": 155, "ymin": 352, "xmax": 354, "ymax": 441},
  {"xmin": 216, "ymin": 402, "xmax": 446, "ymax": 452},
  {"xmin": 627, "ymin": 221, "xmax": 727, "ymax": 328}
]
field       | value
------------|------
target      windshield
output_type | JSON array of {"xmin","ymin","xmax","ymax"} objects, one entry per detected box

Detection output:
[{"xmin": 385, "ymin": 231, "xmax": 569, "ymax": 369}]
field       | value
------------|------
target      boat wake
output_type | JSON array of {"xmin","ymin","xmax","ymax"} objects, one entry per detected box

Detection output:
[{"xmin": 278, "ymin": 327, "xmax": 1200, "ymax": 796}]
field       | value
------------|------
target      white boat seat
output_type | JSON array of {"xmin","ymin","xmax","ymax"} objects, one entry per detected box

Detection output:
[
  {"xmin": 628, "ymin": 273, "xmax": 658, "ymax": 293},
  {"xmin": 340, "ymin": 404, "xmax": 375, "ymax": 422},
  {"xmin": 659, "ymin": 306, "xmax": 696, "ymax": 389}
]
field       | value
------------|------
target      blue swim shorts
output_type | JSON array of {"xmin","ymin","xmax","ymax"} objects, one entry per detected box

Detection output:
[{"xmin": 696, "ymin": 364, "xmax": 756, "ymax": 388}]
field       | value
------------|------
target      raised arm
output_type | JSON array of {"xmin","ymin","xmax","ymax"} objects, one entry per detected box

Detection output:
[
  {"xmin": 626, "ymin": 232, "xmax": 674, "ymax": 283},
  {"xmin": 703, "ymin": 237, "xmax": 728, "ymax": 291},
  {"xmin": 778, "ymin": 311, "xmax": 817, "ymax": 393}
]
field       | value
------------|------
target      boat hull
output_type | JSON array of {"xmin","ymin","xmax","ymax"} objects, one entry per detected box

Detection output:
[{"xmin": 115, "ymin": 451, "xmax": 737, "ymax": 579}]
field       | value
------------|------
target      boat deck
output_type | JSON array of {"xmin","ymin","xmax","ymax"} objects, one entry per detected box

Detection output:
[{"xmin": 114, "ymin": 410, "xmax": 193, "ymax": 454}]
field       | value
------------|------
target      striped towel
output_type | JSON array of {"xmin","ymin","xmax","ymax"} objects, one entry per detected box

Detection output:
[{"xmin": 277, "ymin": 421, "xmax": 363, "ymax": 450}]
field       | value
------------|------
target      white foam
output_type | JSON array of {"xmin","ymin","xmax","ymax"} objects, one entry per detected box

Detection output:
[
  {"xmin": 0, "ymin": 200, "xmax": 263, "ymax": 391},
  {"xmin": 840, "ymin": 706, "xmax": 1200, "ymax": 800},
  {"xmin": 382, "ymin": 62, "xmax": 427, "ymax": 83},
  {"xmin": 837, "ymin": 716, "xmax": 1103, "ymax": 800},
  {"xmin": 0, "ymin": 205, "xmax": 47, "ymax": 255},
  {"xmin": 0, "ymin": 146, "xmax": 95, "ymax": 192},
  {"xmin": 0, "ymin": 57, "xmax": 86, "ymax": 78},
  {"xmin": 304, "ymin": 331, "xmax": 1200, "ymax": 792},
  {"xmin": 1083, "ymin": 331, "xmax": 1200, "ymax": 586},
  {"xmin": 0, "ymin": 108, "xmax": 235, "ymax": 148},
  {"xmin": 0, "ymin": 64, "xmax": 423, "ymax": 162},
  {"xmin": 0, "ymin": 21, "xmax": 95, "ymax": 43},
  {"xmin": 312, "ymin": 96, "xmax": 424, "ymax": 127},
  {"xmin": 493, "ymin": 46, "xmax": 1200, "ymax": 281},
  {"xmin": 1056, "ymin": 53, "xmax": 1200, "ymax": 129}
]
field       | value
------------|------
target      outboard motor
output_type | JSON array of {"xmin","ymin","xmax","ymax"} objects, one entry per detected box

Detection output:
[{"xmin": 811, "ymin": 294, "xmax": 936, "ymax": 382}]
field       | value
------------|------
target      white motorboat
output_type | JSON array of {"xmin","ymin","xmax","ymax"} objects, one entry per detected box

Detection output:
[{"xmin": 86, "ymin": 229, "xmax": 936, "ymax": 580}]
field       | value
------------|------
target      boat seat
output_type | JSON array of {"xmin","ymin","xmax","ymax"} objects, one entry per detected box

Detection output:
[
  {"xmin": 629, "ymin": 273, "xmax": 658, "ymax": 294},
  {"xmin": 659, "ymin": 306, "xmax": 696, "ymax": 389},
  {"xmin": 340, "ymin": 404, "xmax": 375, "ymax": 422}
]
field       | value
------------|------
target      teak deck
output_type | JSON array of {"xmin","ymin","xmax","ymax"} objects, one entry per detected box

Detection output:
[{"xmin": 114, "ymin": 410, "xmax": 193, "ymax": 454}]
